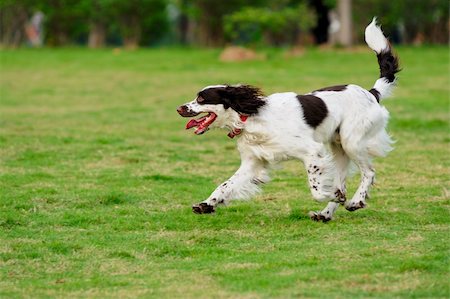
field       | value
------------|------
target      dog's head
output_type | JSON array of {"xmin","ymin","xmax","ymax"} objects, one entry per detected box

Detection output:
[{"xmin": 177, "ymin": 84, "xmax": 265, "ymax": 135}]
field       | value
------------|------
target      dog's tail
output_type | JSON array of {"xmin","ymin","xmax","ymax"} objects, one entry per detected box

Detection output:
[{"xmin": 365, "ymin": 17, "xmax": 400, "ymax": 102}]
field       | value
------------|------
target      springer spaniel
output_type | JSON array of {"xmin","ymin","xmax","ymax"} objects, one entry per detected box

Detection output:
[{"xmin": 177, "ymin": 18, "xmax": 399, "ymax": 221}]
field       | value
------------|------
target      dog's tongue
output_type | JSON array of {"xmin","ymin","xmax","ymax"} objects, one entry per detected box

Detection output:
[
  {"xmin": 186, "ymin": 118, "xmax": 202, "ymax": 130},
  {"xmin": 185, "ymin": 113, "xmax": 217, "ymax": 135},
  {"xmin": 194, "ymin": 126, "xmax": 208, "ymax": 135}
]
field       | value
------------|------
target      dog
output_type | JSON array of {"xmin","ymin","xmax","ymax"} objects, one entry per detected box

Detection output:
[{"xmin": 177, "ymin": 18, "xmax": 399, "ymax": 221}]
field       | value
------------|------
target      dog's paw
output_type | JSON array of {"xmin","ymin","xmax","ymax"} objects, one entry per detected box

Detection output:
[
  {"xmin": 308, "ymin": 211, "xmax": 331, "ymax": 223},
  {"xmin": 345, "ymin": 200, "xmax": 366, "ymax": 212},
  {"xmin": 192, "ymin": 202, "xmax": 215, "ymax": 214}
]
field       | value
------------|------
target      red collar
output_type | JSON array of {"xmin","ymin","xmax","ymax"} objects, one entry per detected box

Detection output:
[{"xmin": 228, "ymin": 115, "xmax": 248, "ymax": 138}]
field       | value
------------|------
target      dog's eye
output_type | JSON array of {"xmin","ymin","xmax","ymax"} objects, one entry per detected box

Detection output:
[{"xmin": 197, "ymin": 96, "xmax": 205, "ymax": 103}]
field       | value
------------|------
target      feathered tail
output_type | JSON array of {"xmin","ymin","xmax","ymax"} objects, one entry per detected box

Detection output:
[{"xmin": 365, "ymin": 17, "xmax": 400, "ymax": 102}]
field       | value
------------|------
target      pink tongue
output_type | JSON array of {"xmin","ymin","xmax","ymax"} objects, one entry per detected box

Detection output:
[
  {"xmin": 186, "ymin": 119, "xmax": 201, "ymax": 130},
  {"xmin": 185, "ymin": 113, "xmax": 217, "ymax": 135},
  {"xmin": 195, "ymin": 126, "xmax": 208, "ymax": 135}
]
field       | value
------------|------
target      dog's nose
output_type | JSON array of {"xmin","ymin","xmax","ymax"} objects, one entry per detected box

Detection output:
[
  {"xmin": 177, "ymin": 105, "xmax": 186, "ymax": 115},
  {"xmin": 177, "ymin": 105, "xmax": 200, "ymax": 117}
]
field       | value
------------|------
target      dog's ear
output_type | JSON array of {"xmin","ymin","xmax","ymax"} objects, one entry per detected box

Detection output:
[
  {"xmin": 219, "ymin": 93, "xmax": 232, "ymax": 109},
  {"xmin": 220, "ymin": 85, "xmax": 265, "ymax": 115}
]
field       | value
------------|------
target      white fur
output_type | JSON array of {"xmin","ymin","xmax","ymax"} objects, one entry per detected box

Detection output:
[
  {"xmin": 365, "ymin": 17, "xmax": 389, "ymax": 54},
  {"xmin": 373, "ymin": 77, "xmax": 395, "ymax": 100},
  {"xmin": 182, "ymin": 20, "xmax": 397, "ymax": 221}
]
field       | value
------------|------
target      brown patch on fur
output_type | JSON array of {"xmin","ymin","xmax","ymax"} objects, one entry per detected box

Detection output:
[
  {"xmin": 369, "ymin": 88, "xmax": 381, "ymax": 102},
  {"xmin": 198, "ymin": 85, "xmax": 266, "ymax": 115},
  {"xmin": 297, "ymin": 94, "xmax": 328, "ymax": 128},
  {"xmin": 314, "ymin": 85, "xmax": 347, "ymax": 92},
  {"xmin": 377, "ymin": 47, "xmax": 400, "ymax": 83}
]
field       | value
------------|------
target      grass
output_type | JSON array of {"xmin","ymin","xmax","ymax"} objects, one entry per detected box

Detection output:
[{"xmin": 0, "ymin": 46, "xmax": 448, "ymax": 298}]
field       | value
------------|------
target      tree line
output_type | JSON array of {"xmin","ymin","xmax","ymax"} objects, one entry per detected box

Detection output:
[{"xmin": 0, "ymin": 0, "xmax": 448, "ymax": 48}]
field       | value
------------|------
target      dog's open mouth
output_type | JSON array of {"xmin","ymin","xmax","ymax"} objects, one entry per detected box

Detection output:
[{"xmin": 185, "ymin": 112, "xmax": 217, "ymax": 135}]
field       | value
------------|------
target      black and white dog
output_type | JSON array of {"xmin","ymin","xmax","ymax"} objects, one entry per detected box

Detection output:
[{"xmin": 177, "ymin": 18, "xmax": 399, "ymax": 221}]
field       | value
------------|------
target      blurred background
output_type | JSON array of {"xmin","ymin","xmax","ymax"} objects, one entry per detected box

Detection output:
[{"xmin": 1, "ymin": 0, "xmax": 448, "ymax": 50}]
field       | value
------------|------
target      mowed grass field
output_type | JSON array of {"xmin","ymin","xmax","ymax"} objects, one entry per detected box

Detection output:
[{"xmin": 0, "ymin": 46, "xmax": 448, "ymax": 298}]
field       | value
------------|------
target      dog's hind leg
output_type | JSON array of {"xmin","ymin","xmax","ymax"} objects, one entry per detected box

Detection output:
[
  {"xmin": 302, "ymin": 144, "xmax": 336, "ymax": 203},
  {"xmin": 192, "ymin": 154, "xmax": 269, "ymax": 214},
  {"xmin": 342, "ymin": 124, "xmax": 393, "ymax": 212},
  {"xmin": 341, "ymin": 138, "xmax": 376, "ymax": 212},
  {"xmin": 345, "ymin": 159, "xmax": 374, "ymax": 211},
  {"xmin": 309, "ymin": 142, "xmax": 350, "ymax": 222}
]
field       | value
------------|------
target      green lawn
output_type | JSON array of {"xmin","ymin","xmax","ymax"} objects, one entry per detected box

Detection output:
[{"xmin": 0, "ymin": 46, "xmax": 448, "ymax": 298}]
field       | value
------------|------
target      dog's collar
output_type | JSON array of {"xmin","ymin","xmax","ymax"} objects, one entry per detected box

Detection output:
[{"xmin": 227, "ymin": 115, "xmax": 248, "ymax": 138}]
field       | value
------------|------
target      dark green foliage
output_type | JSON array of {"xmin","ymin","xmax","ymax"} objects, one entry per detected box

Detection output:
[
  {"xmin": 1, "ymin": 0, "xmax": 448, "ymax": 47},
  {"xmin": 107, "ymin": 0, "xmax": 169, "ymax": 47},
  {"xmin": 0, "ymin": 0, "xmax": 169, "ymax": 46},
  {"xmin": 34, "ymin": 0, "xmax": 88, "ymax": 45},
  {"xmin": 224, "ymin": 3, "xmax": 316, "ymax": 46},
  {"xmin": 0, "ymin": 0, "xmax": 34, "ymax": 46},
  {"xmin": 187, "ymin": 0, "xmax": 269, "ymax": 46}
]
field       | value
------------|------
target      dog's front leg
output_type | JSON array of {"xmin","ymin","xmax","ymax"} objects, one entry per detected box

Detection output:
[{"xmin": 192, "ymin": 154, "xmax": 269, "ymax": 214}]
